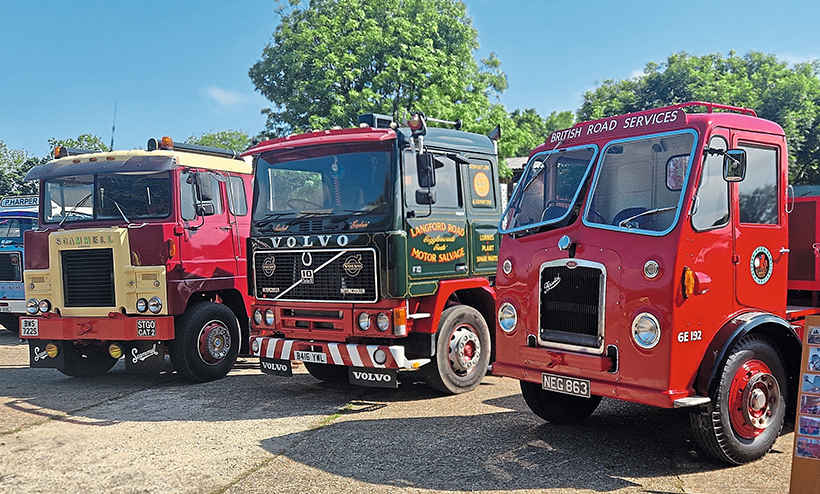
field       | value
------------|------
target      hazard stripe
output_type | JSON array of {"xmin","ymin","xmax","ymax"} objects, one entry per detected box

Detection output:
[
  {"xmin": 281, "ymin": 340, "xmax": 293, "ymax": 360},
  {"xmin": 328, "ymin": 344, "xmax": 344, "ymax": 365},
  {"xmin": 347, "ymin": 344, "xmax": 364, "ymax": 367}
]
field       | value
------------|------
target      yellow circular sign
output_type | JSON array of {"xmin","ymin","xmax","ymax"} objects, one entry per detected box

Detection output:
[{"xmin": 473, "ymin": 172, "xmax": 490, "ymax": 198}]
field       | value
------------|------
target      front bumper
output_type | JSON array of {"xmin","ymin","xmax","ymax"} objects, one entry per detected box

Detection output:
[
  {"xmin": 19, "ymin": 314, "xmax": 174, "ymax": 341},
  {"xmin": 250, "ymin": 337, "xmax": 430, "ymax": 370}
]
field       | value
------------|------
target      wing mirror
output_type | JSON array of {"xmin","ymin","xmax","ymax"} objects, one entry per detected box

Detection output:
[{"xmin": 723, "ymin": 149, "xmax": 747, "ymax": 182}]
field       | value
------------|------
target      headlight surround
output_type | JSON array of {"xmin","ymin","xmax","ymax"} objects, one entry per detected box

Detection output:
[
  {"xmin": 376, "ymin": 312, "xmax": 390, "ymax": 332},
  {"xmin": 264, "ymin": 309, "xmax": 275, "ymax": 326},
  {"xmin": 147, "ymin": 297, "xmax": 162, "ymax": 314},
  {"xmin": 26, "ymin": 299, "xmax": 39, "ymax": 315},
  {"xmin": 357, "ymin": 312, "xmax": 371, "ymax": 331},
  {"xmin": 38, "ymin": 299, "xmax": 52, "ymax": 313},
  {"xmin": 253, "ymin": 309, "xmax": 263, "ymax": 325},
  {"xmin": 632, "ymin": 312, "xmax": 661, "ymax": 349},
  {"xmin": 498, "ymin": 302, "xmax": 518, "ymax": 333}
]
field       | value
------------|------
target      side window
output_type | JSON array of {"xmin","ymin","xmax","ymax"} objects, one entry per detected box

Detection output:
[
  {"xmin": 404, "ymin": 151, "xmax": 462, "ymax": 209},
  {"xmin": 228, "ymin": 176, "xmax": 248, "ymax": 216},
  {"xmin": 692, "ymin": 135, "xmax": 730, "ymax": 231},
  {"xmin": 738, "ymin": 145, "xmax": 778, "ymax": 224},
  {"xmin": 180, "ymin": 171, "xmax": 224, "ymax": 220},
  {"xmin": 468, "ymin": 160, "xmax": 495, "ymax": 209}
]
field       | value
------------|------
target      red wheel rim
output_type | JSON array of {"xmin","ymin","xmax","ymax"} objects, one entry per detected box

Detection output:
[{"xmin": 727, "ymin": 359, "xmax": 781, "ymax": 439}]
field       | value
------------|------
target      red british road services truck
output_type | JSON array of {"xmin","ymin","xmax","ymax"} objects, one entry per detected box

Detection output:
[
  {"xmin": 21, "ymin": 138, "xmax": 253, "ymax": 382},
  {"xmin": 493, "ymin": 101, "xmax": 815, "ymax": 464}
]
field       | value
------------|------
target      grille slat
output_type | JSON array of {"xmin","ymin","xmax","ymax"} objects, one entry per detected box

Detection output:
[
  {"xmin": 255, "ymin": 248, "xmax": 377, "ymax": 303},
  {"xmin": 539, "ymin": 264, "xmax": 604, "ymax": 349},
  {"xmin": 62, "ymin": 249, "xmax": 115, "ymax": 307}
]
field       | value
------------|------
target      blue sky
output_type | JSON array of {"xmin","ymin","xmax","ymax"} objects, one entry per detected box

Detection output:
[{"xmin": 2, "ymin": 0, "xmax": 819, "ymax": 158}]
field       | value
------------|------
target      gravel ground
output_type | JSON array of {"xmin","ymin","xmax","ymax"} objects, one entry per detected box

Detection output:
[{"xmin": 0, "ymin": 330, "xmax": 794, "ymax": 493}]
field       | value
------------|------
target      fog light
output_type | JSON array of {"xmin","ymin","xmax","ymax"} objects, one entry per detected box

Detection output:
[
  {"xmin": 253, "ymin": 309, "xmax": 263, "ymax": 325},
  {"xmin": 136, "ymin": 298, "xmax": 148, "ymax": 313},
  {"xmin": 45, "ymin": 343, "xmax": 59, "ymax": 358},
  {"xmin": 373, "ymin": 348, "xmax": 387, "ymax": 365},
  {"xmin": 26, "ymin": 299, "xmax": 39, "ymax": 314},
  {"xmin": 108, "ymin": 343, "xmax": 123, "ymax": 359},
  {"xmin": 265, "ymin": 309, "xmax": 275, "ymax": 326},
  {"xmin": 357, "ymin": 312, "xmax": 371, "ymax": 331},
  {"xmin": 147, "ymin": 297, "xmax": 162, "ymax": 314},
  {"xmin": 251, "ymin": 338, "xmax": 259, "ymax": 354},
  {"xmin": 376, "ymin": 312, "xmax": 390, "ymax": 332},
  {"xmin": 498, "ymin": 302, "xmax": 518, "ymax": 333},
  {"xmin": 632, "ymin": 312, "xmax": 661, "ymax": 349}
]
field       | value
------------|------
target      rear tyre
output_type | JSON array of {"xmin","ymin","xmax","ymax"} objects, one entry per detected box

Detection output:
[
  {"xmin": 59, "ymin": 344, "xmax": 118, "ymax": 377},
  {"xmin": 0, "ymin": 314, "xmax": 19, "ymax": 333},
  {"xmin": 520, "ymin": 380, "xmax": 602, "ymax": 424},
  {"xmin": 423, "ymin": 305, "xmax": 491, "ymax": 395},
  {"xmin": 170, "ymin": 302, "xmax": 239, "ymax": 383},
  {"xmin": 689, "ymin": 334, "xmax": 787, "ymax": 464},
  {"xmin": 304, "ymin": 362, "xmax": 349, "ymax": 383}
]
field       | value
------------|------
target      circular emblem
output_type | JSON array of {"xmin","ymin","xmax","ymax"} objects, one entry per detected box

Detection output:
[
  {"xmin": 473, "ymin": 172, "xmax": 490, "ymax": 198},
  {"xmin": 750, "ymin": 246, "xmax": 773, "ymax": 285},
  {"xmin": 342, "ymin": 254, "xmax": 364, "ymax": 277},
  {"xmin": 262, "ymin": 256, "xmax": 276, "ymax": 277}
]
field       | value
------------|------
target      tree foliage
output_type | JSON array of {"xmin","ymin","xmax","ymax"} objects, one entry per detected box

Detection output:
[
  {"xmin": 185, "ymin": 130, "xmax": 252, "ymax": 151},
  {"xmin": 250, "ymin": 0, "xmax": 506, "ymax": 137},
  {"xmin": 579, "ymin": 51, "xmax": 820, "ymax": 182},
  {"xmin": 48, "ymin": 134, "xmax": 110, "ymax": 153},
  {"xmin": 0, "ymin": 142, "xmax": 39, "ymax": 196}
]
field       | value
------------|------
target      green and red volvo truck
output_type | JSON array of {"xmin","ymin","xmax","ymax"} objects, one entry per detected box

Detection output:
[
  {"xmin": 493, "ymin": 101, "xmax": 814, "ymax": 464},
  {"xmin": 245, "ymin": 113, "xmax": 502, "ymax": 393},
  {"xmin": 21, "ymin": 138, "xmax": 253, "ymax": 382}
]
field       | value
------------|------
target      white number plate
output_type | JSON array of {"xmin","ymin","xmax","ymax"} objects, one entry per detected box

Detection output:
[
  {"xmin": 293, "ymin": 350, "xmax": 327, "ymax": 364},
  {"xmin": 542, "ymin": 372, "xmax": 590, "ymax": 398},
  {"xmin": 21, "ymin": 318, "xmax": 38, "ymax": 337},
  {"xmin": 0, "ymin": 307, "xmax": 12, "ymax": 313}
]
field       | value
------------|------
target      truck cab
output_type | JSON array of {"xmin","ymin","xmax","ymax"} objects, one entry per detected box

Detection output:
[{"xmin": 0, "ymin": 196, "xmax": 38, "ymax": 332}]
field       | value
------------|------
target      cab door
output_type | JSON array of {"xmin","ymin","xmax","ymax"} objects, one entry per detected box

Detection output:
[{"xmin": 731, "ymin": 131, "xmax": 788, "ymax": 314}]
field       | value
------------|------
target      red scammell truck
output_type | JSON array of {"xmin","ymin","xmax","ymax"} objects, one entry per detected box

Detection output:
[
  {"xmin": 21, "ymin": 138, "xmax": 252, "ymax": 382},
  {"xmin": 493, "ymin": 102, "xmax": 809, "ymax": 464},
  {"xmin": 244, "ymin": 113, "xmax": 502, "ymax": 393}
]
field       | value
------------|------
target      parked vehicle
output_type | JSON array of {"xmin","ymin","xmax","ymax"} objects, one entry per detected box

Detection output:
[{"xmin": 0, "ymin": 195, "xmax": 38, "ymax": 332}]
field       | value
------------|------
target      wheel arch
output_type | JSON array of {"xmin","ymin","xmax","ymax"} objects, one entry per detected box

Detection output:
[
  {"xmin": 695, "ymin": 311, "xmax": 801, "ymax": 402},
  {"xmin": 183, "ymin": 288, "xmax": 250, "ymax": 354}
]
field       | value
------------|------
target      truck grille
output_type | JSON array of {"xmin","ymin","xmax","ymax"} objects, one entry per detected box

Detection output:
[
  {"xmin": 0, "ymin": 253, "xmax": 22, "ymax": 282},
  {"xmin": 254, "ymin": 248, "xmax": 378, "ymax": 303},
  {"xmin": 539, "ymin": 261, "xmax": 605, "ymax": 352},
  {"xmin": 61, "ymin": 249, "xmax": 115, "ymax": 307}
]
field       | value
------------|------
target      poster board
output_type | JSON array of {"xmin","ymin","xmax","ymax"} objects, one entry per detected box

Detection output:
[{"xmin": 789, "ymin": 315, "xmax": 820, "ymax": 493}]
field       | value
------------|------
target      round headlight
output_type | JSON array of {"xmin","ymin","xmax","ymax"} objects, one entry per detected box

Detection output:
[
  {"xmin": 26, "ymin": 299, "xmax": 39, "ymax": 314},
  {"xmin": 498, "ymin": 302, "xmax": 518, "ymax": 333},
  {"xmin": 357, "ymin": 312, "xmax": 371, "ymax": 331},
  {"xmin": 38, "ymin": 299, "xmax": 52, "ymax": 313},
  {"xmin": 373, "ymin": 348, "xmax": 387, "ymax": 365},
  {"xmin": 265, "ymin": 309, "xmax": 275, "ymax": 326},
  {"xmin": 632, "ymin": 312, "xmax": 661, "ymax": 349},
  {"xmin": 136, "ymin": 298, "xmax": 148, "ymax": 313},
  {"xmin": 253, "ymin": 309, "xmax": 263, "ymax": 325},
  {"xmin": 147, "ymin": 297, "xmax": 162, "ymax": 314},
  {"xmin": 376, "ymin": 312, "xmax": 390, "ymax": 332}
]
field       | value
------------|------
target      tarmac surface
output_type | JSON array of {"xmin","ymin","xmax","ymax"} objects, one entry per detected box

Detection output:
[{"xmin": 0, "ymin": 329, "xmax": 796, "ymax": 493}]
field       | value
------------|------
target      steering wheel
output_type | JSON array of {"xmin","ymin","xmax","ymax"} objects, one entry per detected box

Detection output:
[
  {"xmin": 287, "ymin": 198, "xmax": 324, "ymax": 209},
  {"xmin": 587, "ymin": 210, "xmax": 606, "ymax": 224}
]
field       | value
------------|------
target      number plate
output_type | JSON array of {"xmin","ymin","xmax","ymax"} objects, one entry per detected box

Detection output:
[
  {"xmin": 542, "ymin": 372, "xmax": 591, "ymax": 398},
  {"xmin": 293, "ymin": 350, "xmax": 327, "ymax": 364},
  {"xmin": 136, "ymin": 319, "xmax": 157, "ymax": 337},
  {"xmin": 21, "ymin": 318, "xmax": 38, "ymax": 337},
  {"xmin": 0, "ymin": 307, "xmax": 12, "ymax": 313}
]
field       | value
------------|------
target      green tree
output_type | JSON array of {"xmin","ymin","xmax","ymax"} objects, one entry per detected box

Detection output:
[
  {"xmin": 185, "ymin": 130, "xmax": 252, "ymax": 151},
  {"xmin": 48, "ymin": 134, "xmax": 110, "ymax": 153},
  {"xmin": 0, "ymin": 142, "xmax": 39, "ymax": 196},
  {"xmin": 579, "ymin": 51, "xmax": 820, "ymax": 182},
  {"xmin": 249, "ymin": 0, "xmax": 506, "ymax": 137}
]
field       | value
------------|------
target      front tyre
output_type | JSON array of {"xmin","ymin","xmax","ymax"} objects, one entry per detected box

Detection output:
[
  {"xmin": 520, "ymin": 380, "xmax": 602, "ymax": 424},
  {"xmin": 423, "ymin": 305, "xmax": 491, "ymax": 395},
  {"xmin": 690, "ymin": 334, "xmax": 787, "ymax": 464},
  {"xmin": 59, "ymin": 344, "xmax": 118, "ymax": 377},
  {"xmin": 170, "ymin": 302, "xmax": 239, "ymax": 383}
]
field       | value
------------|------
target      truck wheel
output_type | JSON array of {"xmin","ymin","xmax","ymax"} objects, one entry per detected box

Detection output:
[
  {"xmin": 689, "ymin": 334, "xmax": 787, "ymax": 464},
  {"xmin": 304, "ymin": 362, "xmax": 348, "ymax": 383},
  {"xmin": 0, "ymin": 314, "xmax": 18, "ymax": 333},
  {"xmin": 170, "ymin": 302, "xmax": 239, "ymax": 383},
  {"xmin": 423, "ymin": 305, "xmax": 491, "ymax": 395},
  {"xmin": 520, "ymin": 380, "xmax": 602, "ymax": 423},
  {"xmin": 59, "ymin": 344, "xmax": 118, "ymax": 377}
]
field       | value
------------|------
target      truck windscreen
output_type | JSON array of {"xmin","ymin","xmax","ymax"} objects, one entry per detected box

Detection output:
[
  {"xmin": 253, "ymin": 148, "xmax": 393, "ymax": 233},
  {"xmin": 43, "ymin": 171, "xmax": 172, "ymax": 223}
]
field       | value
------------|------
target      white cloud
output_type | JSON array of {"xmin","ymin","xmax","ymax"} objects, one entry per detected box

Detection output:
[{"xmin": 202, "ymin": 86, "xmax": 249, "ymax": 107}]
